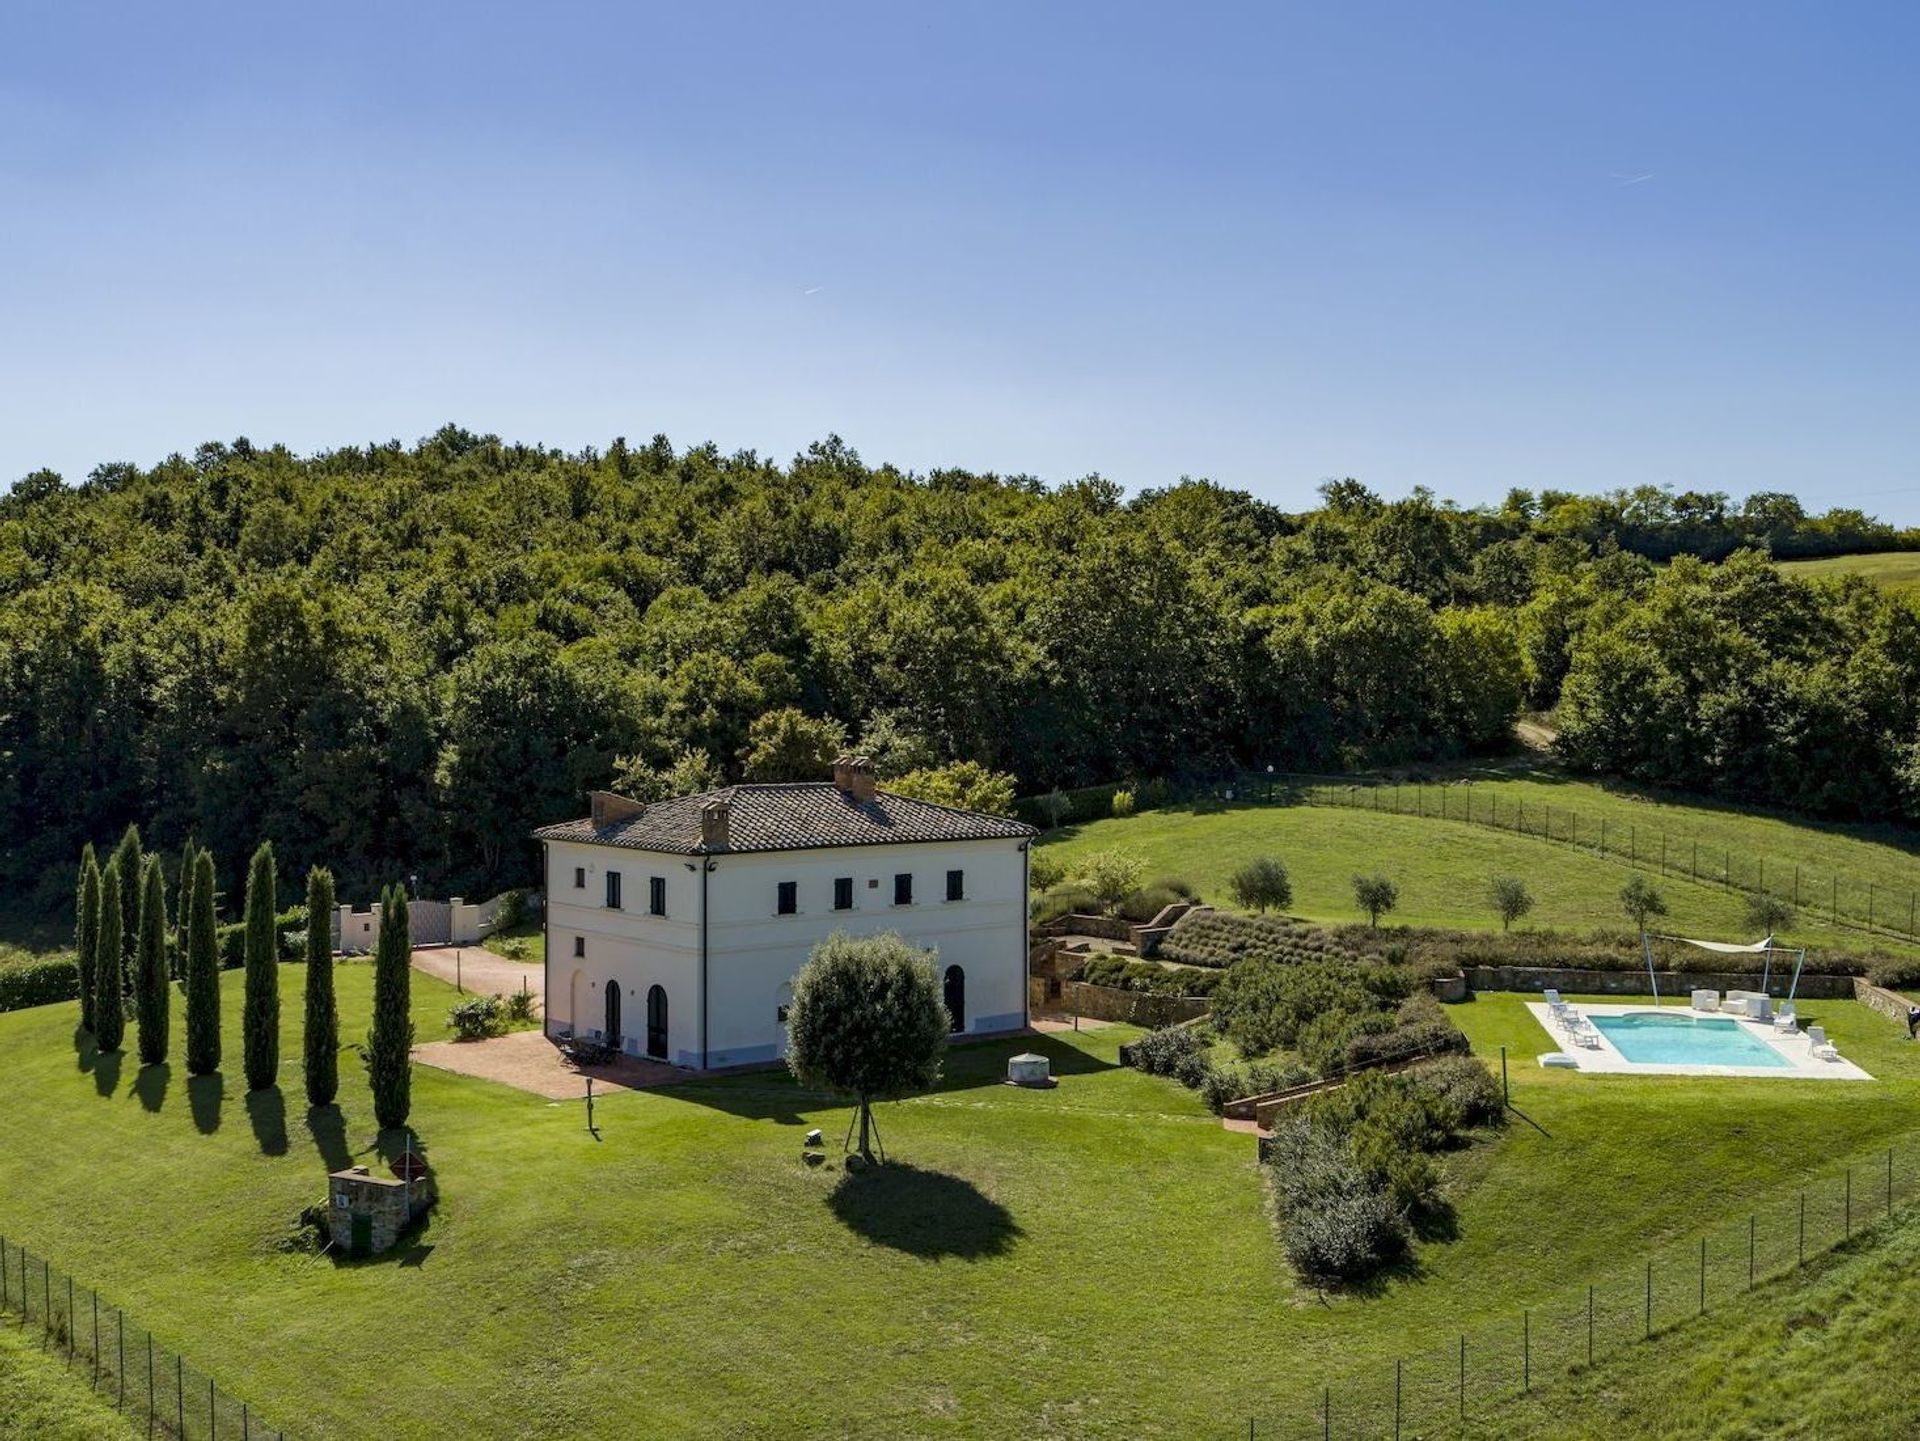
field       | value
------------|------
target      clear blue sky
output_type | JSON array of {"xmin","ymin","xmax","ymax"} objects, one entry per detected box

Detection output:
[{"xmin": 4, "ymin": 2, "xmax": 1917, "ymax": 518}]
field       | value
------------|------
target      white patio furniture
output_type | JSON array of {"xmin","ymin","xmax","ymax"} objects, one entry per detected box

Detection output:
[
  {"xmin": 1691, "ymin": 989, "xmax": 1719, "ymax": 1012},
  {"xmin": 1808, "ymin": 1024, "xmax": 1841, "ymax": 1061},
  {"xmin": 1773, "ymin": 1003, "xmax": 1798, "ymax": 1034}
]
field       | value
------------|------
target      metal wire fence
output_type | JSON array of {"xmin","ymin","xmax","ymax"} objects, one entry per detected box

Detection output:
[
  {"xmin": 1236, "ymin": 1136, "xmax": 1920, "ymax": 1439},
  {"xmin": 1246, "ymin": 773, "xmax": 1920, "ymax": 946},
  {"xmin": 0, "ymin": 1235, "xmax": 286, "ymax": 1441}
]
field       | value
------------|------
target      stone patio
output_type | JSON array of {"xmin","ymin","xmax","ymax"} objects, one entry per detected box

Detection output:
[{"xmin": 412, "ymin": 1029, "xmax": 685, "ymax": 1099}]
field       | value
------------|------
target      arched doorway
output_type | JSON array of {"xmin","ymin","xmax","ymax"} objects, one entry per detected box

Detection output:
[
  {"xmin": 943, "ymin": 965, "xmax": 966, "ymax": 1034},
  {"xmin": 646, "ymin": 985, "xmax": 668, "ymax": 1060},
  {"xmin": 604, "ymin": 979, "xmax": 623, "ymax": 1050}
]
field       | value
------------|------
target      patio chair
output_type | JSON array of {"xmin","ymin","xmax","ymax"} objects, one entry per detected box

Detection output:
[{"xmin": 1773, "ymin": 1003, "xmax": 1798, "ymax": 1034}]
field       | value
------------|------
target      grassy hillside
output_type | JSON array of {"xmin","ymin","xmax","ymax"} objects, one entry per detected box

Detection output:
[
  {"xmin": 1779, "ymin": 549, "xmax": 1920, "ymax": 595},
  {"xmin": 1039, "ymin": 776, "xmax": 1920, "ymax": 956},
  {"xmin": 4, "ymin": 968, "xmax": 1920, "ymax": 1436},
  {"xmin": 1449, "ymin": 1203, "xmax": 1920, "ymax": 1439},
  {"xmin": 0, "ymin": 1326, "xmax": 140, "ymax": 1440}
]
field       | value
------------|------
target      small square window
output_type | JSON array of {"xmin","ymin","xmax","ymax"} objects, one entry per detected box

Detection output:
[
  {"xmin": 777, "ymin": 881, "xmax": 798, "ymax": 915},
  {"xmin": 649, "ymin": 876, "xmax": 667, "ymax": 917},
  {"xmin": 573, "ymin": 866, "xmax": 586, "ymax": 889},
  {"xmin": 893, "ymin": 873, "xmax": 913, "ymax": 906},
  {"xmin": 946, "ymin": 869, "xmax": 964, "ymax": 902},
  {"xmin": 605, "ymin": 871, "xmax": 622, "ymax": 910},
  {"xmin": 573, "ymin": 935, "xmax": 585, "ymax": 958},
  {"xmin": 833, "ymin": 877, "xmax": 853, "ymax": 911}
]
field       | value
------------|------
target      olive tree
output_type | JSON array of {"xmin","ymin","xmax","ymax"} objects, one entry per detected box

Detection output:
[
  {"xmin": 1487, "ymin": 875, "xmax": 1534, "ymax": 932},
  {"xmin": 785, "ymin": 932, "xmax": 947, "ymax": 1164},
  {"xmin": 1352, "ymin": 872, "xmax": 1399, "ymax": 929},
  {"xmin": 1228, "ymin": 856, "xmax": 1292, "ymax": 914},
  {"xmin": 1620, "ymin": 873, "xmax": 1668, "ymax": 937}
]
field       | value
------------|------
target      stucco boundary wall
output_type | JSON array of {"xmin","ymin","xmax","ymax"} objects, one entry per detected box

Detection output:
[
  {"xmin": 332, "ymin": 892, "xmax": 513, "ymax": 953},
  {"xmin": 1465, "ymin": 965, "xmax": 1858, "ymax": 1001}
]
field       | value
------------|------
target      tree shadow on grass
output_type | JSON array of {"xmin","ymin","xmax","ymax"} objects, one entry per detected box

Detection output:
[
  {"xmin": 92, "ymin": 1048, "xmax": 122, "ymax": 1098},
  {"xmin": 74, "ymin": 1025, "xmax": 97, "ymax": 1073},
  {"xmin": 305, "ymin": 1105, "xmax": 353, "ymax": 1172},
  {"xmin": 187, "ymin": 1072, "xmax": 224, "ymax": 1135},
  {"xmin": 132, "ymin": 1061, "xmax": 170, "ymax": 1113},
  {"xmin": 826, "ymin": 1163, "xmax": 1022, "ymax": 1261},
  {"xmin": 246, "ymin": 1086, "xmax": 288, "ymax": 1156}
]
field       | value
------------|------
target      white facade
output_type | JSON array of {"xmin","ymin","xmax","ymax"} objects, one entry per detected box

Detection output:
[{"xmin": 542, "ymin": 835, "xmax": 1030, "ymax": 1069}]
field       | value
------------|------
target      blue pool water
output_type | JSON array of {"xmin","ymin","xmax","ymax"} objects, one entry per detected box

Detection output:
[{"xmin": 1588, "ymin": 1012, "xmax": 1791, "ymax": 1068}]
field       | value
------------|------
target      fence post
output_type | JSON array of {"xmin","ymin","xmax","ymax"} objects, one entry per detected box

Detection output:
[
  {"xmin": 1587, "ymin": 1284, "xmax": 1594, "ymax": 1366},
  {"xmin": 42, "ymin": 1259, "xmax": 49, "ymax": 1333},
  {"xmin": 1699, "ymin": 1237, "xmax": 1706, "ymax": 1315},
  {"xmin": 210, "ymin": 1377, "xmax": 217, "ymax": 1439},
  {"xmin": 1394, "ymin": 1358, "xmax": 1402, "ymax": 1440},
  {"xmin": 1322, "ymin": 1385, "xmax": 1330, "ymax": 1441},
  {"xmin": 176, "ymin": 1354, "xmax": 184, "ymax": 1438},
  {"xmin": 1749, "ymin": 1214, "xmax": 1755, "ymax": 1289},
  {"xmin": 117, "ymin": 1311, "xmax": 123, "ymax": 1409},
  {"xmin": 1523, "ymin": 1310, "xmax": 1530, "ymax": 1392},
  {"xmin": 148, "ymin": 1333, "xmax": 154, "ymax": 1430},
  {"xmin": 92, "ymin": 1292, "xmax": 98, "ymax": 1388},
  {"xmin": 1799, "ymin": 1191, "xmax": 1806, "ymax": 1267},
  {"xmin": 1870, "ymin": 884, "xmax": 1876, "ymax": 929},
  {"xmin": 1832, "ymin": 876, "xmax": 1839, "ymax": 921},
  {"xmin": 1501, "ymin": 1046, "xmax": 1509, "ymax": 1104},
  {"xmin": 1600, "ymin": 818, "xmax": 1607, "ymax": 856},
  {"xmin": 1645, "ymin": 1260, "xmax": 1652, "ymax": 1339},
  {"xmin": 67, "ymin": 1275, "xmax": 74, "ymax": 1362},
  {"xmin": 1846, "ymin": 1168, "xmax": 1852, "ymax": 1238}
]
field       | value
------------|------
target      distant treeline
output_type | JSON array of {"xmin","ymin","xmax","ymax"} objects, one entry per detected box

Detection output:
[{"xmin": 2, "ymin": 428, "xmax": 1915, "ymax": 909}]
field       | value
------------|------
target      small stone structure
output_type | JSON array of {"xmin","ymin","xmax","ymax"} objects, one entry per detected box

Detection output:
[
  {"xmin": 1006, "ymin": 1052, "xmax": 1053, "ymax": 1087},
  {"xmin": 326, "ymin": 1163, "xmax": 432, "ymax": 1258}
]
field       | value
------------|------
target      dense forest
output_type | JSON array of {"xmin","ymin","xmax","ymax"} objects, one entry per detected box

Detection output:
[{"xmin": 3, "ymin": 427, "xmax": 1917, "ymax": 909}]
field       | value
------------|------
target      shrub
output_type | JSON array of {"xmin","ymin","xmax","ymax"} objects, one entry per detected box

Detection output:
[
  {"xmin": 448, "ymin": 995, "xmax": 506, "ymax": 1040},
  {"xmin": 1488, "ymin": 875, "xmax": 1534, "ymax": 931},
  {"xmin": 1117, "ymin": 884, "xmax": 1185, "ymax": 923},
  {"xmin": 0, "ymin": 957, "xmax": 81, "ymax": 1013},
  {"xmin": 1412, "ymin": 1055, "xmax": 1505, "ymax": 1127},
  {"xmin": 496, "ymin": 888, "xmax": 530, "ymax": 931},
  {"xmin": 1032, "ymin": 884, "xmax": 1101, "ymax": 924},
  {"xmin": 504, "ymin": 986, "xmax": 540, "ymax": 1023},
  {"xmin": 1110, "ymin": 788, "xmax": 1137, "ymax": 819},
  {"xmin": 1077, "ymin": 848, "xmax": 1147, "ymax": 908},
  {"xmin": 1172, "ymin": 1047, "xmax": 1214, "ymax": 1089},
  {"xmin": 1267, "ymin": 1117, "xmax": 1407, "ymax": 1282},
  {"xmin": 1139, "ymin": 777, "xmax": 1173, "ymax": 810},
  {"xmin": 1869, "ymin": 955, "xmax": 1920, "ymax": 989},
  {"xmin": 1028, "ymin": 852, "xmax": 1067, "ymax": 892},
  {"xmin": 1198, "ymin": 1063, "xmax": 1248, "ymax": 1114},
  {"xmin": 1125, "ymin": 1024, "xmax": 1207, "ymax": 1077}
]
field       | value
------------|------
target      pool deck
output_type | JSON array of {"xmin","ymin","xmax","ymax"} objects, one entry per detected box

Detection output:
[{"xmin": 1527, "ymin": 1002, "xmax": 1874, "ymax": 1081}]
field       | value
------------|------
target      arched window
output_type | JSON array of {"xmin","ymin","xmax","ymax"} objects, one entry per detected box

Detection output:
[
  {"xmin": 646, "ymin": 984, "xmax": 669, "ymax": 1060},
  {"xmin": 604, "ymin": 979, "xmax": 623, "ymax": 1049},
  {"xmin": 943, "ymin": 965, "xmax": 966, "ymax": 1034}
]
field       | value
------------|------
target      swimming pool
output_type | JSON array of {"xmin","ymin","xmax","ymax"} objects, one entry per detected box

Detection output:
[{"xmin": 1587, "ymin": 1012, "xmax": 1791, "ymax": 1068}]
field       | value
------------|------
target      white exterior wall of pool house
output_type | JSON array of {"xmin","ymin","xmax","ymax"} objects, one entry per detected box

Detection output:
[{"xmin": 541, "ymin": 835, "xmax": 1031, "ymax": 1070}]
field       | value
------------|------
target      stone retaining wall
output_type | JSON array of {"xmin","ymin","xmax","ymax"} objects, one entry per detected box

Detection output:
[
  {"xmin": 1465, "ymin": 965, "xmax": 1857, "ymax": 1000},
  {"xmin": 1031, "ymin": 977, "xmax": 1208, "ymax": 1027},
  {"xmin": 1854, "ymin": 976, "xmax": 1918, "ymax": 1026}
]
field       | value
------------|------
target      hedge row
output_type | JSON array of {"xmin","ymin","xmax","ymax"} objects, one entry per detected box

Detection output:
[{"xmin": 0, "ymin": 956, "xmax": 81, "ymax": 1012}]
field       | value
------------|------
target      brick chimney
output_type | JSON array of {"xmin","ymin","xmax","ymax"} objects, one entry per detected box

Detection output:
[
  {"xmin": 832, "ymin": 753, "xmax": 855, "ymax": 794},
  {"xmin": 589, "ymin": 790, "xmax": 645, "ymax": 829},
  {"xmin": 700, "ymin": 797, "xmax": 732, "ymax": 850},
  {"xmin": 850, "ymin": 755, "xmax": 877, "ymax": 804}
]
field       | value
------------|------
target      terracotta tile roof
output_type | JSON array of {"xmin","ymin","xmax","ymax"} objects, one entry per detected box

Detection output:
[{"xmin": 531, "ymin": 783, "xmax": 1035, "ymax": 855}]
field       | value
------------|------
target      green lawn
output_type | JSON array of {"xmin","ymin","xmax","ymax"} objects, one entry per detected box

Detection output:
[
  {"xmin": 479, "ymin": 918, "xmax": 543, "ymax": 966},
  {"xmin": 1039, "ymin": 780, "xmax": 1920, "ymax": 957},
  {"xmin": 4, "ymin": 966, "xmax": 1920, "ymax": 1438},
  {"xmin": 1779, "ymin": 549, "xmax": 1920, "ymax": 596},
  {"xmin": 1450, "ymin": 1201, "xmax": 1920, "ymax": 1438},
  {"xmin": 0, "ymin": 1325, "xmax": 140, "ymax": 1440}
]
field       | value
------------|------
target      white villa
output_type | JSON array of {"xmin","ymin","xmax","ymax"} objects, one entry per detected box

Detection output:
[{"xmin": 533, "ymin": 756, "xmax": 1037, "ymax": 1069}]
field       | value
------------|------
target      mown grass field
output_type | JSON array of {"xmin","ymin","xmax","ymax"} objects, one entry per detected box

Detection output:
[
  {"xmin": 1778, "ymin": 548, "xmax": 1920, "ymax": 596},
  {"xmin": 1450, "ymin": 1198, "xmax": 1920, "ymax": 1439},
  {"xmin": 1039, "ymin": 774, "xmax": 1920, "ymax": 957},
  {"xmin": 0, "ymin": 1325, "xmax": 140, "ymax": 1440},
  {"xmin": 4, "ymin": 964, "xmax": 1920, "ymax": 1438}
]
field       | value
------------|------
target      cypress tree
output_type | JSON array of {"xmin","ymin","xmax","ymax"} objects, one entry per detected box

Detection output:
[
  {"xmin": 174, "ymin": 839, "xmax": 198, "ymax": 981},
  {"xmin": 76, "ymin": 846, "xmax": 100, "ymax": 1033},
  {"xmin": 241, "ymin": 841, "xmax": 279, "ymax": 1090},
  {"xmin": 184, "ymin": 850, "xmax": 221, "ymax": 1077},
  {"xmin": 367, "ymin": 883, "xmax": 413, "ymax": 1131},
  {"xmin": 303, "ymin": 866, "xmax": 339, "ymax": 1107},
  {"xmin": 135, "ymin": 856, "xmax": 170, "ymax": 1066},
  {"xmin": 111, "ymin": 824, "xmax": 142, "ymax": 999},
  {"xmin": 93, "ymin": 860, "xmax": 125, "ymax": 1052}
]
